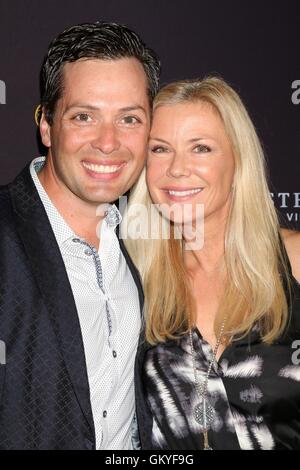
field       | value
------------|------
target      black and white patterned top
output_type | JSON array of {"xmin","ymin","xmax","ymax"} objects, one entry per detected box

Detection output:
[{"xmin": 141, "ymin": 278, "xmax": 300, "ymax": 450}]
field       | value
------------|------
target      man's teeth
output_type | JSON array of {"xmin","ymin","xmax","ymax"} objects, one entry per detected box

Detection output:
[
  {"xmin": 168, "ymin": 188, "xmax": 203, "ymax": 197},
  {"xmin": 83, "ymin": 162, "xmax": 124, "ymax": 174}
]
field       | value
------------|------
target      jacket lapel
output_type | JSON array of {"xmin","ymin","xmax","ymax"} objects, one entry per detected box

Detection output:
[
  {"xmin": 9, "ymin": 166, "xmax": 95, "ymax": 438},
  {"xmin": 117, "ymin": 228, "xmax": 144, "ymax": 316}
]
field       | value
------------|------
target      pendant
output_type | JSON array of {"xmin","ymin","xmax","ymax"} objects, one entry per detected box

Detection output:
[{"xmin": 194, "ymin": 398, "xmax": 215, "ymax": 430}]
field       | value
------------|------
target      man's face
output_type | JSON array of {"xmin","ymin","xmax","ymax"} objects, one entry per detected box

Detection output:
[{"xmin": 40, "ymin": 58, "xmax": 150, "ymax": 207}]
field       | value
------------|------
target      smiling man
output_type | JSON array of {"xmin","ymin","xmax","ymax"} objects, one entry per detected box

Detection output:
[
  {"xmin": 39, "ymin": 57, "xmax": 151, "ymax": 247},
  {"xmin": 0, "ymin": 22, "xmax": 160, "ymax": 450}
]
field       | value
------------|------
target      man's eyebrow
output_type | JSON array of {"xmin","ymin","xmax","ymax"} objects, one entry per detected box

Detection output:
[
  {"xmin": 119, "ymin": 105, "xmax": 147, "ymax": 114},
  {"xmin": 64, "ymin": 104, "xmax": 148, "ymax": 114},
  {"xmin": 64, "ymin": 104, "xmax": 100, "ymax": 113}
]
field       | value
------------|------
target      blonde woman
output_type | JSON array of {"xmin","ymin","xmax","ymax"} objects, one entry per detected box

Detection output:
[{"xmin": 124, "ymin": 77, "xmax": 300, "ymax": 450}]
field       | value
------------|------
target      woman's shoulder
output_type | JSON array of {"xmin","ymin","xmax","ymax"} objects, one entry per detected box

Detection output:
[{"xmin": 281, "ymin": 228, "xmax": 300, "ymax": 283}]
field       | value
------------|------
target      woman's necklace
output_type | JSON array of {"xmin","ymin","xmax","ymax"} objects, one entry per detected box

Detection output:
[{"xmin": 188, "ymin": 316, "xmax": 227, "ymax": 450}]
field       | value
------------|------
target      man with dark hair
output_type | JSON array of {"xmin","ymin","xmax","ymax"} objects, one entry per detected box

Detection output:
[{"xmin": 0, "ymin": 22, "xmax": 160, "ymax": 450}]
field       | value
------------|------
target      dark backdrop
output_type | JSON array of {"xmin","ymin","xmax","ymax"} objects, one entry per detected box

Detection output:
[{"xmin": 0, "ymin": 0, "xmax": 299, "ymax": 228}]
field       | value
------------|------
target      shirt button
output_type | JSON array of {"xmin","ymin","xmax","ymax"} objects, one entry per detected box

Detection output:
[
  {"xmin": 112, "ymin": 350, "xmax": 117, "ymax": 358},
  {"xmin": 103, "ymin": 410, "xmax": 107, "ymax": 418},
  {"xmin": 72, "ymin": 238, "xmax": 80, "ymax": 243},
  {"xmin": 84, "ymin": 248, "xmax": 92, "ymax": 256}
]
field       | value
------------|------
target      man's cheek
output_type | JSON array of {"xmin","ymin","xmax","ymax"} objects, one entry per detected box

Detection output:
[{"xmin": 129, "ymin": 129, "xmax": 148, "ymax": 148}]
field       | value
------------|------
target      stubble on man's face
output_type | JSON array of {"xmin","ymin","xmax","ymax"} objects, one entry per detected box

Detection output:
[{"xmin": 40, "ymin": 57, "xmax": 151, "ymax": 211}]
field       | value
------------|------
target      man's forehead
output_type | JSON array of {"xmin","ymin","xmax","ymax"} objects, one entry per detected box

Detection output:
[
  {"xmin": 56, "ymin": 59, "xmax": 149, "ymax": 113},
  {"xmin": 61, "ymin": 57, "xmax": 148, "ymax": 85}
]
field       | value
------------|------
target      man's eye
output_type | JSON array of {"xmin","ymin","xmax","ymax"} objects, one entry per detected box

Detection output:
[
  {"xmin": 194, "ymin": 144, "xmax": 211, "ymax": 153},
  {"xmin": 121, "ymin": 116, "xmax": 141, "ymax": 125},
  {"xmin": 74, "ymin": 113, "xmax": 92, "ymax": 122}
]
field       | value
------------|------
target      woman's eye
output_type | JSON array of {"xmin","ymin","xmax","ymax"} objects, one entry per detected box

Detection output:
[
  {"xmin": 74, "ymin": 113, "xmax": 92, "ymax": 122},
  {"xmin": 150, "ymin": 146, "xmax": 168, "ymax": 154},
  {"xmin": 121, "ymin": 116, "xmax": 141, "ymax": 125},
  {"xmin": 194, "ymin": 144, "xmax": 211, "ymax": 153}
]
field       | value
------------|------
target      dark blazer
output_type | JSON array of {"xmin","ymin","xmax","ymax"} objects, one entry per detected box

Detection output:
[{"xmin": 0, "ymin": 165, "xmax": 144, "ymax": 450}]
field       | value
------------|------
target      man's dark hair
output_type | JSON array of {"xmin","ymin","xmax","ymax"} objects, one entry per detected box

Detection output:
[{"xmin": 41, "ymin": 22, "xmax": 161, "ymax": 124}]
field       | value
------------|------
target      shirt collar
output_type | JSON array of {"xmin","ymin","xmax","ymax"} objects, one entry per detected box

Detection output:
[{"xmin": 30, "ymin": 156, "xmax": 122, "ymax": 248}]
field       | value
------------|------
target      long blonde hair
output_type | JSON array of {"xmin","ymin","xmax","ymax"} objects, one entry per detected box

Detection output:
[{"xmin": 123, "ymin": 77, "xmax": 291, "ymax": 345}]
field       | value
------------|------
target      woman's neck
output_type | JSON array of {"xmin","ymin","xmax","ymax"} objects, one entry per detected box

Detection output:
[{"xmin": 183, "ymin": 215, "xmax": 227, "ymax": 276}]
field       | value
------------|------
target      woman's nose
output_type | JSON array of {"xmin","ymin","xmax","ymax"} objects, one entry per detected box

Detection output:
[{"xmin": 166, "ymin": 153, "xmax": 191, "ymax": 178}]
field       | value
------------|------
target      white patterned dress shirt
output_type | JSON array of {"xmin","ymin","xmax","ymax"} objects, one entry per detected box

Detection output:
[{"xmin": 30, "ymin": 157, "xmax": 141, "ymax": 450}]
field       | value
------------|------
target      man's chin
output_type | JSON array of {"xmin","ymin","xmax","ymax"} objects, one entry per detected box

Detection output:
[{"xmin": 82, "ymin": 193, "xmax": 123, "ymax": 206}]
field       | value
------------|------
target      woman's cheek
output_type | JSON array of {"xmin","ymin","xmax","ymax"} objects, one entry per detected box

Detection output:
[{"xmin": 146, "ymin": 159, "xmax": 164, "ymax": 184}]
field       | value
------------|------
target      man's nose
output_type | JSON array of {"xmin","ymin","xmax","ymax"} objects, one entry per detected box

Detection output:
[{"xmin": 91, "ymin": 122, "xmax": 120, "ymax": 154}]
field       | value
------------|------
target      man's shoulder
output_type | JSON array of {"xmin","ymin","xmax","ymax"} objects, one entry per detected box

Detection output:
[
  {"xmin": 0, "ymin": 184, "xmax": 18, "ymax": 244},
  {"xmin": 0, "ymin": 182, "xmax": 10, "ymax": 192},
  {"xmin": 0, "ymin": 165, "xmax": 33, "ymax": 223},
  {"xmin": 0, "ymin": 183, "xmax": 12, "ymax": 209}
]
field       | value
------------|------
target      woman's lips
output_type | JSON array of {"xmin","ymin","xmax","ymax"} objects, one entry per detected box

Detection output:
[{"xmin": 162, "ymin": 187, "xmax": 204, "ymax": 201}]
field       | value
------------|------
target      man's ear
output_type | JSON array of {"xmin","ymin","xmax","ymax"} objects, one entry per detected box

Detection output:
[{"xmin": 40, "ymin": 110, "xmax": 51, "ymax": 148}]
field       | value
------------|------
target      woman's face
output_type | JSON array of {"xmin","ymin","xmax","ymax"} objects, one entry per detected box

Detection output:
[{"xmin": 146, "ymin": 101, "xmax": 235, "ymax": 228}]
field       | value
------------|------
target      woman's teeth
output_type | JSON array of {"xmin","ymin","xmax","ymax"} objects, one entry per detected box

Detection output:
[{"xmin": 167, "ymin": 188, "xmax": 203, "ymax": 197}]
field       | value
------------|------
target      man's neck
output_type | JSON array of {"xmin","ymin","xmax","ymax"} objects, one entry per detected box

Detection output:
[{"xmin": 38, "ymin": 162, "xmax": 103, "ymax": 249}]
